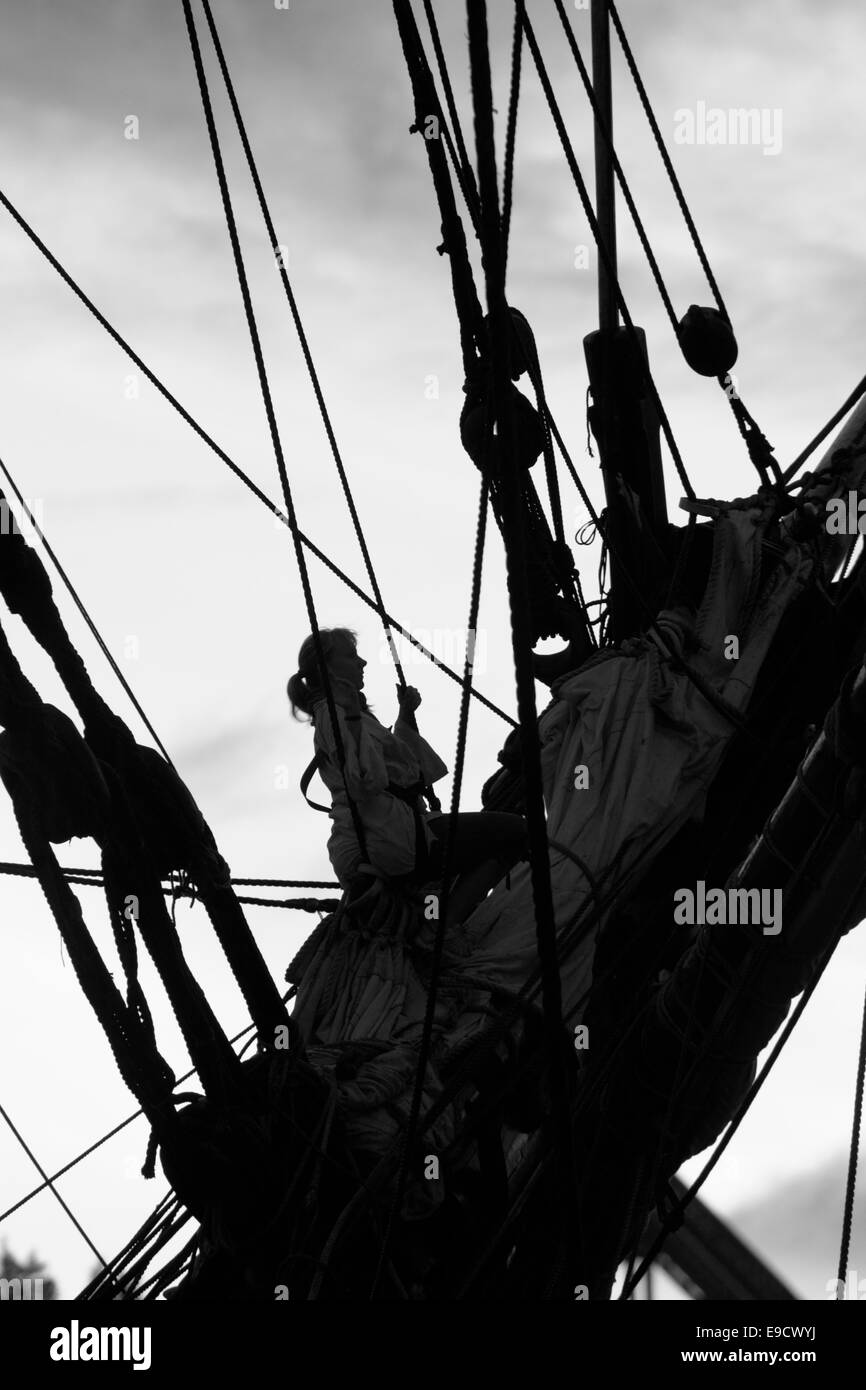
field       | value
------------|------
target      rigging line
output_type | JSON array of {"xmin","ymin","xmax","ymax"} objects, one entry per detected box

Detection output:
[
  {"xmin": 782, "ymin": 371, "xmax": 866, "ymax": 483},
  {"xmin": 200, "ymin": 3, "xmax": 409, "ymax": 701},
  {"xmin": 0, "ymin": 862, "xmax": 340, "ymax": 889},
  {"xmin": 0, "ymin": 187, "xmax": 512, "ymax": 728},
  {"xmin": 186, "ymin": 0, "xmax": 361, "ymax": 866},
  {"xmin": 559, "ymin": 0, "xmax": 784, "ymax": 501},
  {"xmin": 0, "ymin": 1098, "xmax": 108, "ymax": 1268},
  {"xmin": 414, "ymin": 9, "xmax": 482, "ymax": 230},
  {"xmin": 617, "ymin": 942, "xmax": 713, "ymax": 1299},
  {"xmin": 467, "ymin": 0, "xmax": 578, "ymax": 1265},
  {"xmin": 551, "ymin": 0, "xmax": 677, "ymax": 334},
  {"xmin": 408, "ymin": 8, "xmax": 599, "ymax": 554},
  {"xmin": 76, "ymin": 1193, "xmax": 181, "ymax": 1299},
  {"xmin": 500, "ymin": 0, "xmax": 523, "ymax": 273},
  {"xmin": 0, "ymin": 459, "xmax": 174, "ymax": 770},
  {"xmin": 421, "ymin": 0, "xmax": 481, "ymax": 221},
  {"xmin": 621, "ymin": 938, "xmax": 838, "ymax": 1298},
  {"xmin": 370, "ymin": 473, "xmax": 491, "ymax": 1298},
  {"xmin": 604, "ymin": 0, "xmax": 730, "ymax": 327},
  {"xmin": 836, "ymin": 983, "xmax": 866, "ymax": 1296},
  {"xmin": 394, "ymin": 0, "xmax": 485, "ymax": 381},
  {"xmin": 659, "ymin": 815, "xmax": 843, "ymax": 1114},
  {"xmin": 406, "ymin": 6, "xmax": 598, "ymax": 557},
  {"xmin": 0, "ymin": 995, "xmax": 287, "ymax": 1227},
  {"xmin": 521, "ymin": 8, "xmax": 695, "ymax": 502},
  {"xmin": 297, "ymin": 529, "xmax": 515, "ymax": 725}
]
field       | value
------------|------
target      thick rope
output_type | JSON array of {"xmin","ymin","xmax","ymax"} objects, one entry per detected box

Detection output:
[
  {"xmin": 183, "ymin": 0, "xmax": 369, "ymax": 862},
  {"xmin": 467, "ymin": 0, "xmax": 578, "ymax": 1287},
  {"xmin": 420, "ymin": 0, "xmax": 481, "ymax": 221},
  {"xmin": 0, "ymin": 459, "xmax": 173, "ymax": 768},
  {"xmin": 500, "ymin": 0, "xmax": 523, "ymax": 273},
  {"xmin": 393, "ymin": 0, "xmax": 485, "ymax": 380}
]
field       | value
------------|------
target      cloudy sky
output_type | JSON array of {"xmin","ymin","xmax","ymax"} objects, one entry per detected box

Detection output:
[{"xmin": 0, "ymin": 0, "xmax": 865, "ymax": 1300}]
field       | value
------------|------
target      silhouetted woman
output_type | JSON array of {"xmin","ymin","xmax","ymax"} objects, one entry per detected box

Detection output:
[{"xmin": 288, "ymin": 627, "xmax": 528, "ymax": 923}]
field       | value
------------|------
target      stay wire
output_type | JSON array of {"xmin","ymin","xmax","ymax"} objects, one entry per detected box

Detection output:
[{"xmin": 184, "ymin": 0, "xmax": 361, "ymax": 862}]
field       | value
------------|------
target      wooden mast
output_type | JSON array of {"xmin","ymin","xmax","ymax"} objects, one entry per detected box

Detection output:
[{"xmin": 584, "ymin": 0, "xmax": 668, "ymax": 641}]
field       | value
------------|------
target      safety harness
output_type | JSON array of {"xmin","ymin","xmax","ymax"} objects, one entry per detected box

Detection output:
[{"xmin": 300, "ymin": 740, "xmax": 433, "ymax": 881}]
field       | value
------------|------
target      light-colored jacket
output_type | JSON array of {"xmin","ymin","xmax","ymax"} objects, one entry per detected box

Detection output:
[{"xmin": 311, "ymin": 699, "xmax": 448, "ymax": 885}]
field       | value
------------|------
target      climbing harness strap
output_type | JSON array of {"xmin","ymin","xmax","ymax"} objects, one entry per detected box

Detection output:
[{"xmin": 300, "ymin": 752, "xmax": 432, "ymax": 877}]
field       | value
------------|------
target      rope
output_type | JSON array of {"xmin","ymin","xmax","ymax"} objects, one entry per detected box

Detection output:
[
  {"xmin": 520, "ymin": 8, "xmax": 695, "ymax": 502},
  {"xmin": 0, "ymin": 861, "xmax": 340, "ymax": 889},
  {"xmin": 467, "ymin": 0, "xmax": 577, "ymax": 1279},
  {"xmin": 0, "ymin": 187, "xmax": 513, "ymax": 726},
  {"xmin": 500, "ymin": 0, "xmax": 523, "ymax": 272},
  {"xmin": 370, "ymin": 473, "xmax": 491, "ymax": 1296},
  {"xmin": 297, "ymin": 529, "xmax": 515, "ymax": 725},
  {"xmin": 393, "ymin": 0, "xmax": 485, "ymax": 380},
  {"xmin": 782, "ymin": 371, "xmax": 866, "ymax": 482},
  {"xmin": 0, "ymin": 994, "xmax": 294, "ymax": 1228},
  {"xmin": 0, "ymin": 459, "xmax": 173, "ymax": 768},
  {"xmin": 552, "ymin": 0, "xmax": 677, "ymax": 333},
  {"xmin": 200, "ymin": 2, "xmax": 409, "ymax": 704},
  {"xmin": 595, "ymin": 0, "xmax": 783, "ymax": 488},
  {"xmin": 605, "ymin": 0, "xmax": 729, "ymax": 325},
  {"xmin": 234, "ymin": 894, "xmax": 341, "ymax": 911},
  {"xmin": 0, "ymin": 1097, "xmax": 108, "ymax": 1268},
  {"xmin": 836, "ymin": 984, "xmax": 866, "ymax": 1297},
  {"xmin": 406, "ymin": 3, "xmax": 601, "ymax": 560},
  {"xmin": 183, "ymin": 0, "xmax": 369, "ymax": 862},
  {"xmin": 420, "ymin": 0, "xmax": 481, "ymax": 220}
]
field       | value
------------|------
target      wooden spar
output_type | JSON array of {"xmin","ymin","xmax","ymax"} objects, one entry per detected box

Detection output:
[
  {"xmin": 584, "ymin": 0, "xmax": 668, "ymax": 641},
  {"xmin": 590, "ymin": 0, "xmax": 618, "ymax": 338}
]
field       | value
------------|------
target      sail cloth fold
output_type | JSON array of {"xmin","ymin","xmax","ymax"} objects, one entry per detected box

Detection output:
[{"xmin": 448, "ymin": 505, "xmax": 813, "ymax": 1022}]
